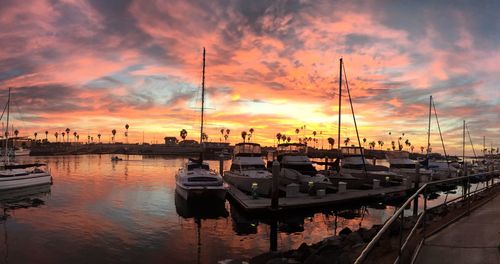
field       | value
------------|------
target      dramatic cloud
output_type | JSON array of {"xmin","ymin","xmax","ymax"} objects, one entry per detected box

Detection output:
[{"xmin": 0, "ymin": 0, "xmax": 498, "ymax": 154}]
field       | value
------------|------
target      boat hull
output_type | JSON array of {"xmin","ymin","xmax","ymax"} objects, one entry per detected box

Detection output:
[
  {"xmin": 175, "ymin": 181, "xmax": 226, "ymax": 201},
  {"xmin": 223, "ymin": 172, "xmax": 272, "ymax": 196},
  {"xmin": 0, "ymin": 173, "xmax": 52, "ymax": 190}
]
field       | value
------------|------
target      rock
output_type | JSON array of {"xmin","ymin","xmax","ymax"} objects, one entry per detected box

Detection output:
[
  {"xmin": 339, "ymin": 227, "xmax": 352, "ymax": 236},
  {"xmin": 296, "ymin": 243, "xmax": 313, "ymax": 261},
  {"xmin": 324, "ymin": 236, "xmax": 343, "ymax": 247},
  {"xmin": 345, "ymin": 232, "xmax": 364, "ymax": 245},
  {"xmin": 265, "ymin": 258, "xmax": 287, "ymax": 264},
  {"xmin": 304, "ymin": 255, "xmax": 331, "ymax": 264},
  {"xmin": 338, "ymin": 252, "xmax": 350, "ymax": 264}
]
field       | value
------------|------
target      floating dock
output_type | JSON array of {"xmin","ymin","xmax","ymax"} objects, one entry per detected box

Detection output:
[{"xmin": 227, "ymin": 183, "xmax": 412, "ymax": 212}]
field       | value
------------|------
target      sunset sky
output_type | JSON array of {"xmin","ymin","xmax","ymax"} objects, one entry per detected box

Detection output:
[{"xmin": 0, "ymin": 0, "xmax": 498, "ymax": 155}]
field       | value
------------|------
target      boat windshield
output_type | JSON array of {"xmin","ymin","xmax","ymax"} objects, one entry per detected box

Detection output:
[
  {"xmin": 234, "ymin": 143, "xmax": 262, "ymax": 156},
  {"xmin": 241, "ymin": 164, "xmax": 267, "ymax": 171},
  {"xmin": 187, "ymin": 163, "xmax": 210, "ymax": 171},
  {"xmin": 341, "ymin": 147, "xmax": 364, "ymax": 156},
  {"xmin": 277, "ymin": 143, "xmax": 307, "ymax": 154}
]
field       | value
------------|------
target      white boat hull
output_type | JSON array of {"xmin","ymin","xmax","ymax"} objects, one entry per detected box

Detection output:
[
  {"xmin": 0, "ymin": 172, "xmax": 52, "ymax": 190},
  {"xmin": 223, "ymin": 172, "xmax": 272, "ymax": 196},
  {"xmin": 175, "ymin": 181, "xmax": 226, "ymax": 201}
]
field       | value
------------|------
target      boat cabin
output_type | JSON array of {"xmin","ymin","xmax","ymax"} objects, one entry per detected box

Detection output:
[
  {"xmin": 187, "ymin": 161, "xmax": 210, "ymax": 171},
  {"xmin": 385, "ymin": 151, "xmax": 416, "ymax": 169},
  {"xmin": 234, "ymin": 143, "xmax": 262, "ymax": 157},
  {"xmin": 277, "ymin": 143, "xmax": 307, "ymax": 155},
  {"xmin": 340, "ymin": 146, "xmax": 364, "ymax": 156}
]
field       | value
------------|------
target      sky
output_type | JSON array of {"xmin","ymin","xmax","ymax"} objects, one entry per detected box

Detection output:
[{"xmin": 0, "ymin": 0, "xmax": 499, "ymax": 155}]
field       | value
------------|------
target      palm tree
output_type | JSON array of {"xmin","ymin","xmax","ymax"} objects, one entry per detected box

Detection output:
[
  {"xmin": 111, "ymin": 129, "xmax": 116, "ymax": 143},
  {"xmin": 327, "ymin": 137, "xmax": 335, "ymax": 149},
  {"xmin": 241, "ymin": 131, "xmax": 247, "ymax": 143},
  {"xmin": 410, "ymin": 145, "xmax": 415, "ymax": 153},
  {"xmin": 281, "ymin": 134, "xmax": 287, "ymax": 143},
  {"xmin": 369, "ymin": 141, "xmax": 376, "ymax": 150},
  {"xmin": 224, "ymin": 134, "xmax": 228, "ymax": 142},
  {"xmin": 34, "ymin": 132, "xmax": 38, "ymax": 141},
  {"xmin": 276, "ymin": 133, "xmax": 282, "ymax": 144},
  {"xmin": 363, "ymin": 138, "xmax": 367, "ymax": 147},
  {"xmin": 73, "ymin": 132, "xmax": 77, "ymax": 142},
  {"xmin": 220, "ymin": 128, "xmax": 224, "ymax": 142},
  {"xmin": 312, "ymin": 131, "xmax": 317, "ymax": 147},
  {"xmin": 87, "ymin": 135, "xmax": 91, "ymax": 144},
  {"xmin": 97, "ymin": 133, "xmax": 101, "ymax": 143},
  {"xmin": 77, "ymin": 134, "xmax": 79, "ymax": 142},
  {"xmin": 391, "ymin": 141, "xmax": 396, "ymax": 151},
  {"xmin": 295, "ymin": 128, "xmax": 300, "ymax": 140},
  {"xmin": 286, "ymin": 136, "xmax": 291, "ymax": 143},
  {"xmin": 65, "ymin": 128, "xmax": 70, "ymax": 142},
  {"xmin": 54, "ymin": 132, "xmax": 59, "ymax": 142},
  {"xmin": 344, "ymin": 137, "xmax": 350, "ymax": 146},
  {"xmin": 249, "ymin": 128, "xmax": 254, "ymax": 142},
  {"xmin": 180, "ymin": 129, "xmax": 188, "ymax": 141},
  {"xmin": 125, "ymin": 124, "xmax": 129, "ymax": 143},
  {"xmin": 420, "ymin": 146, "xmax": 424, "ymax": 154},
  {"xmin": 201, "ymin": 133, "xmax": 208, "ymax": 142},
  {"xmin": 45, "ymin": 130, "xmax": 48, "ymax": 141},
  {"xmin": 62, "ymin": 132, "xmax": 65, "ymax": 142}
]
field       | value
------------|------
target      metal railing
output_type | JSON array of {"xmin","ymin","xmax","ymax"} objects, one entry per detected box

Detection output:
[{"xmin": 354, "ymin": 167, "xmax": 500, "ymax": 264}]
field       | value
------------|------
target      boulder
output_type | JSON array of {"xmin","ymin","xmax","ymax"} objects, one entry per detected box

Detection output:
[
  {"xmin": 250, "ymin": 252, "xmax": 282, "ymax": 264},
  {"xmin": 296, "ymin": 243, "xmax": 313, "ymax": 261},
  {"xmin": 339, "ymin": 227, "xmax": 352, "ymax": 236},
  {"xmin": 345, "ymin": 232, "xmax": 364, "ymax": 245}
]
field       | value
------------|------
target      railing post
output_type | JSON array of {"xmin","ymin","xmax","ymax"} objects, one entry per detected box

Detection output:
[
  {"xmin": 423, "ymin": 186, "xmax": 427, "ymax": 244},
  {"xmin": 465, "ymin": 163, "xmax": 471, "ymax": 216},
  {"xmin": 398, "ymin": 209, "xmax": 404, "ymax": 263},
  {"xmin": 413, "ymin": 163, "xmax": 420, "ymax": 216},
  {"xmin": 219, "ymin": 154, "xmax": 224, "ymax": 176},
  {"xmin": 324, "ymin": 156, "xmax": 329, "ymax": 171},
  {"xmin": 271, "ymin": 161, "xmax": 280, "ymax": 210}
]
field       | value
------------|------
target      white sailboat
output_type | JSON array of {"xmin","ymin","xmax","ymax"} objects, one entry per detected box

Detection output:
[
  {"xmin": 174, "ymin": 48, "xmax": 226, "ymax": 201},
  {"xmin": 0, "ymin": 88, "xmax": 52, "ymax": 190}
]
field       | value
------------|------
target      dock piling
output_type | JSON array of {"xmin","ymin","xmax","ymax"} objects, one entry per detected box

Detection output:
[
  {"xmin": 324, "ymin": 156, "xmax": 329, "ymax": 171},
  {"xmin": 271, "ymin": 161, "xmax": 280, "ymax": 210},
  {"xmin": 219, "ymin": 154, "xmax": 224, "ymax": 176}
]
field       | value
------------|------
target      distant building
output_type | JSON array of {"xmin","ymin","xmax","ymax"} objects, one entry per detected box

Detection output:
[
  {"xmin": 164, "ymin": 137, "xmax": 178, "ymax": 145},
  {"xmin": 178, "ymin": 139, "xmax": 199, "ymax": 146}
]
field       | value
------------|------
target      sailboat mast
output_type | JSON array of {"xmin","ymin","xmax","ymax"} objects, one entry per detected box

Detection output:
[
  {"xmin": 200, "ymin": 48, "xmax": 206, "ymax": 147},
  {"xmin": 4, "ymin": 87, "xmax": 11, "ymax": 163},
  {"xmin": 337, "ymin": 58, "xmax": 342, "ymax": 155},
  {"xmin": 426, "ymin": 95, "xmax": 432, "ymax": 160},
  {"xmin": 462, "ymin": 120, "xmax": 465, "ymax": 165}
]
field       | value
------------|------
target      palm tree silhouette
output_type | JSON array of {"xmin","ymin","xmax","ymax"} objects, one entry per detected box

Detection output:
[
  {"xmin": 363, "ymin": 138, "xmax": 367, "ymax": 147},
  {"xmin": 112, "ymin": 129, "xmax": 117, "ymax": 143},
  {"xmin": 65, "ymin": 128, "xmax": 70, "ymax": 142},
  {"xmin": 73, "ymin": 132, "xmax": 77, "ymax": 143},
  {"xmin": 97, "ymin": 134, "xmax": 101, "ymax": 143},
  {"xmin": 220, "ymin": 128, "xmax": 224, "ymax": 142},
  {"xmin": 276, "ymin": 133, "xmax": 282, "ymax": 144},
  {"xmin": 281, "ymin": 134, "xmax": 286, "ymax": 143},
  {"xmin": 344, "ymin": 138, "xmax": 350, "ymax": 146},
  {"xmin": 62, "ymin": 132, "xmax": 65, "ymax": 142},
  {"xmin": 34, "ymin": 132, "xmax": 38, "ymax": 141},
  {"xmin": 249, "ymin": 128, "xmax": 254, "ymax": 142},
  {"xmin": 420, "ymin": 146, "xmax": 424, "ymax": 154},
  {"xmin": 241, "ymin": 131, "xmax": 247, "ymax": 143},
  {"xmin": 286, "ymin": 136, "xmax": 291, "ymax": 143},
  {"xmin": 54, "ymin": 132, "xmax": 59, "ymax": 142},
  {"xmin": 327, "ymin": 137, "xmax": 335, "ymax": 149},
  {"xmin": 180, "ymin": 129, "xmax": 188, "ymax": 141},
  {"xmin": 45, "ymin": 131, "xmax": 48, "ymax": 141},
  {"xmin": 295, "ymin": 128, "xmax": 300, "ymax": 140},
  {"xmin": 312, "ymin": 131, "xmax": 317, "ymax": 147},
  {"xmin": 125, "ymin": 124, "xmax": 129, "ymax": 143}
]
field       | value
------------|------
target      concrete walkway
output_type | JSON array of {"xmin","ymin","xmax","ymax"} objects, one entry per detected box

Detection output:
[{"xmin": 415, "ymin": 193, "xmax": 500, "ymax": 264}]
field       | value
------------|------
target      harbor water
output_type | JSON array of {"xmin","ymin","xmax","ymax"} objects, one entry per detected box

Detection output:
[{"xmin": 0, "ymin": 154, "xmax": 485, "ymax": 263}]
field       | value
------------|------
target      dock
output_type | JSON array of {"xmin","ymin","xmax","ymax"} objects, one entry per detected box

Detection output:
[{"xmin": 227, "ymin": 183, "xmax": 411, "ymax": 212}]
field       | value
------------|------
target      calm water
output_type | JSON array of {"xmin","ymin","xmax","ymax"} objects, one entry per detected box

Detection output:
[{"xmin": 0, "ymin": 155, "xmax": 484, "ymax": 263}]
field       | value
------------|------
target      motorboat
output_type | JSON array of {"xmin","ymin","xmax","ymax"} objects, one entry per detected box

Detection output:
[
  {"xmin": 385, "ymin": 151, "xmax": 432, "ymax": 182},
  {"xmin": 223, "ymin": 143, "xmax": 272, "ymax": 196},
  {"xmin": 111, "ymin": 156, "xmax": 123, "ymax": 161},
  {"xmin": 175, "ymin": 159, "xmax": 226, "ymax": 201},
  {"xmin": 420, "ymin": 159, "xmax": 460, "ymax": 179},
  {"xmin": 275, "ymin": 143, "xmax": 332, "ymax": 192},
  {"xmin": 335, "ymin": 147, "xmax": 401, "ymax": 181}
]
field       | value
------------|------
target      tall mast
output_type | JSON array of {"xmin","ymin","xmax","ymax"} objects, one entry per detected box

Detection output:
[
  {"xmin": 337, "ymin": 58, "xmax": 342, "ymax": 155},
  {"xmin": 4, "ymin": 88, "xmax": 11, "ymax": 163},
  {"xmin": 432, "ymin": 99, "xmax": 450, "ymax": 175},
  {"xmin": 200, "ymin": 47, "xmax": 206, "ymax": 147},
  {"xmin": 483, "ymin": 136, "xmax": 485, "ymax": 157},
  {"xmin": 466, "ymin": 124, "xmax": 477, "ymax": 160},
  {"xmin": 426, "ymin": 95, "xmax": 432, "ymax": 162},
  {"xmin": 462, "ymin": 120, "xmax": 465, "ymax": 165}
]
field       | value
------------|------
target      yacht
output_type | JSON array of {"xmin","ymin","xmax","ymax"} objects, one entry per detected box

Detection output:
[
  {"xmin": 223, "ymin": 143, "xmax": 272, "ymax": 196},
  {"xmin": 174, "ymin": 48, "xmax": 226, "ymax": 201},
  {"xmin": 337, "ymin": 147, "xmax": 400, "ymax": 180},
  {"xmin": 275, "ymin": 143, "xmax": 332, "ymax": 192},
  {"xmin": 385, "ymin": 151, "xmax": 432, "ymax": 182},
  {"xmin": 420, "ymin": 159, "xmax": 460, "ymax": 179}
]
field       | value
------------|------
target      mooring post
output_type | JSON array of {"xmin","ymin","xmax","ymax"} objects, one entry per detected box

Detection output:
[
  {"xmin": 413, "ymin": 163, "xmax": 420, "ymax": 216},
  {"xmin": 219, "ymin": 154, "xmax": 224, "ymax": 176},
  {"xmin": 271, "ymin": 160, "xmax": 280, "ymax": 210},
  {"xmin": 324, "ymin": 156, "xmax": 329, "ymax": 171},
  {"xmin": 372, "ymin": 157, "xmax": 376, "ymax": 166}
]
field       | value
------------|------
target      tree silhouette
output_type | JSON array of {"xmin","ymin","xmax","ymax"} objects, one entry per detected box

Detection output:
[
  {"xmin": 344, "ymin": 138, "xmax": 350, "ymax": 146},
  {"xmin": 97, "ymin": 134, "xmax": 101, "ymax": 143},
  {"xmin": 295, "ymin": 128, "xmax": 300, "ymax": 140},
  {"xmin": 363, "ymin": 138, "xmax": 367, "ymax": 147},
  {"xmin": 34, "ymin": 132, "xmax": 38, "ymax": 141},
  {"xmin": 180, "ymin": 129, "xmax": 188, "ymax": 140},
  {"xmin": 420, "ymin": 146, "xmax": 424, "ymax": 154},
  {"xmin": 327, "ymin": 137, "xmax": 335, "ymax": 149},
  {"xmin": 45, "ymin": 130, "xmax": 48, "ymax": 141},
  {"xmin": 125, "ymin": 124, "xmax": 129, "ymax": 143},
  {"xmin": 241, "ymin": 131, "xmax": 247, "ymax": 143},
  {"xmin": 286, "ymin": 136, "xmax": 291, "ymax": 143},
  {"xmin": 281, "ymin": 134, "xmax": 286, "ymax": 143},
  {"xmin": 112, "ymin": 129, "xmax": 117, "ymax": 143},
  {"xmin": 249, "ymin": 128, "xmax": 254, "ymax": 142},
  {"xmin": 62, "ymin": 132, "xmax": 65, "ymax": 142},
  {"xmin": 276, "ymin": 133, "xmax": 282, "ymax": 144},
  {"xmin": 54, "ymin": 132, "xmax": 59, "ymax": 142},
  {"xmin": 73, "ymin": 132, "xmax": 77, "ymax": 142},
  {"xmin": 65, "ymin": 128, "xmax": 70, "ymax": 142}
]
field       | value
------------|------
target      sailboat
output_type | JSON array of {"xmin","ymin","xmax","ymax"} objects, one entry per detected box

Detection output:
[
  {"xmin": 174, "ymin": 48, "xmax": 226, "ymax": 201},
  {"xmin": 0, "ymin": 88, "xmax": 52, "ymax": 190}
]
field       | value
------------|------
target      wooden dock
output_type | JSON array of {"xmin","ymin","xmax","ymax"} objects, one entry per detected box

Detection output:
[{"xmin": 227, "ymin": 184, "xmax": 412, "ymax": 212}]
